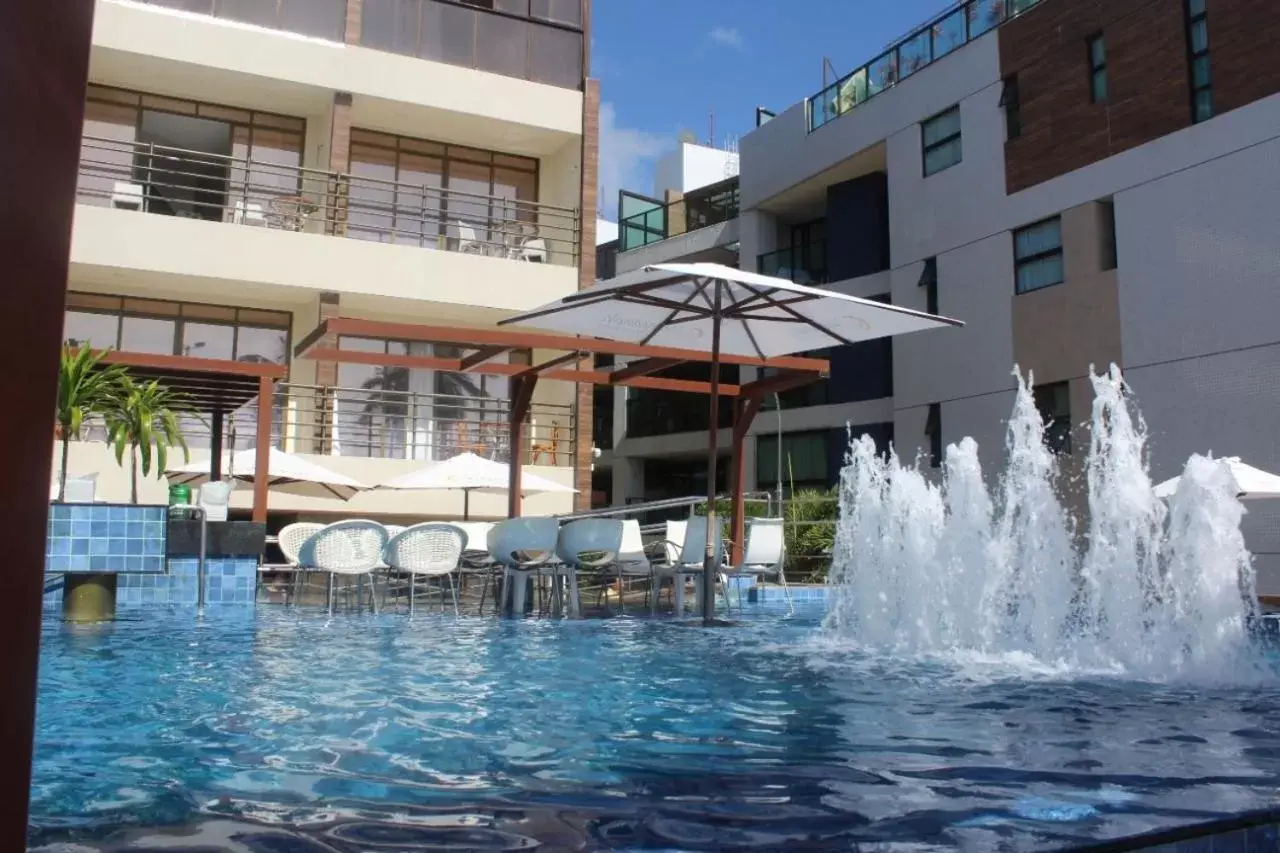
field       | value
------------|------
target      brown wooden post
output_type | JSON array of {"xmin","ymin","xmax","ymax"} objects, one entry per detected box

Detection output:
[
  {"xmin": 729, "ymin": 396, "xmax": 762, "ymax": 567},
  {"xmin": 0, "ymin": 0, "xmax": 94, "ymax": 838},
  {"xmin": 508, "ymin": 376, "xmax": 538, "ymax": 517},
  {"xmin": 253, "ymin": 376, "xmax": 274, "ymax": 523}
]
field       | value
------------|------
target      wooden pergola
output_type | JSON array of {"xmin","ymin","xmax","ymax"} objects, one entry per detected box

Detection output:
[
  {"xmin": 95, "ymin": 350, "xmax": 287, "ymax": 522},
  {"xmin": 295, "ymin": 317, "xmax": 830, "ymax": 558}
]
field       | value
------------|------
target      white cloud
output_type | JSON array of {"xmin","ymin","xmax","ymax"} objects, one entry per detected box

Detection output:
[
  {"xmin": 596, "ymin": 102, "xmax": 671, "ymax": 216},
  {"xmin": 708, "ymin": 26, "xmax": 743, "ymax": 48}
]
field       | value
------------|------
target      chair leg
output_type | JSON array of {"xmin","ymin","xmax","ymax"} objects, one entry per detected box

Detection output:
[
  {"xmin": 327, "ymin": 573, "xmax": 335, "ymax": 616},
  {"xmin": 779, "ymin": 569, "xmax": 794, "ymax": 615},
  {"xmin": 448, "ymin": 574, "xmax": 459, "ymax": 616},
  {"xmin": 409, "ymin": 573, "xmax": 416, "ymax": 616}
]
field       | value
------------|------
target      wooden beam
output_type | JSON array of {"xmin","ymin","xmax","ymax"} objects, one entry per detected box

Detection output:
[
  {"xmin": 740, "ymin": 370, "xmax": 826, "ymax": 399},
  {"xmin": 95, "ymin": 349, "xmax": 288, "ymax": 379},
  {"xmin": 729, "ymin": 396, "xmax": 763, "ymax": 566},
  {"xmin": 252, "ymin": 376, "xmax": 274, "ymax": 523},
  {"xmin": 299, "ymin": 317, "xmax": 829, "ymax": 373},
  {"xmin": 460, "ymin": 346, "xmax": 510, "ymax": 370},
  {"xmin": 608, "ymin": 357, "xmax": 680, "ymax": 383},
  {"xmin": 523, "ymin": 351, "xmax": 583, "ymax": 376},
  {"xmin": 508, "ymin": 376, "xmax": 538, "ymax": 519}
]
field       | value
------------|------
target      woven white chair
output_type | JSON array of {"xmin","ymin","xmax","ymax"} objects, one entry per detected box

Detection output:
[
  {"xmin": 557, "ymin": 519, "xmax": 623, "ymax": 618},
  {"xmin": 298, "ymin": 520, "xmax": 389, "ymax": 615},
  {"xmin": 653, "ymin": 516, "xmax": 724, "ymax": 616},
  {"xmin": 719, "ymin": 517, "xmax": 790, "ymax": 615},
  {"xmin": 384, "ymin": 523, "xmax": 466, "ymax": 615},
  {"xmin": 452, "ymin": 521, "xmax": 499, "ymax": 614},
  {"xmin": 489, "ymin": 518, "xmax": 559, "ymax": 618},
  {"xmin": 278, "ymin": 522, "xmax": 325, "ymax": 606}
]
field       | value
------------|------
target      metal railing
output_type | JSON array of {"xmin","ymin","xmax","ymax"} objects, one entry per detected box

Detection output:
[
  {"xmin": 757, "ymin": 242, "xmax": 829, "ymax": 285},
  {"xmin": 807, "ymin": 0, "xmax": 1044, "ymax": 132},
  {"xmin": 136, "ymin": 0, "xmax": 348, "ymax": 42},
  {"xmin": 617, "ymin": 177, "xmax": 739, "ymax": 253},
  {"xmin": 77, "ymin": 136, "xmax": 581, "ymax": 265}
]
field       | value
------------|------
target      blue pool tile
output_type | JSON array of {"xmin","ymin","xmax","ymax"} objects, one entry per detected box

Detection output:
[
  {"xmin": 90, "ymin": 520, "xmax": 109, "ymax": 537},
  {"xmin": 69, "ymin": 555, "xmax": 90, "ymax": 572},
  {"xmin": 144, "ymin": 538, "xmax": 163, "ymax": 556},
  {"xmin": 108, "ymin": 521, "xmax": 127, "ymax": 537},
  {"xmin": 49, "ymin": 537, "xmax": 71, "ymax": 556},
  {"xmin": 125, "ymin": 538, "xmax": 143, "ymax": 556},
  {"xmin": 68, "ymin": 505, "xmax": 91, "ymax": 522},
  {"xmin": 51, "ymin": 519, "xmax": 71, "ymax": 537},
  {"xmin": 46, "ymin": 555, "xmax": 69, "ymax": 573},
  {"xmin": 89, "ymin": 538, "xmax": 110, "ymax": 557},
  {"xmin": 127, "ymin": 520, "xmax": 144, "ymax": 538}
]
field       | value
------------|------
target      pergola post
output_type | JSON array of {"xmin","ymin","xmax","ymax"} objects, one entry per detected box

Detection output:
[
  {"xmin": 507, "ymin": 375, "xmax": 538, "ymax": 517},
  {"xmin": 729, "ymin": 396, "xmax": 763, "ymax": 566},
  {"xmin": 209, "ymin": 407, "xmax": 224, "ymax": 481},
  {"xmin": 253, "ymin": 376, "xmax": 274, "ymax": 523}
]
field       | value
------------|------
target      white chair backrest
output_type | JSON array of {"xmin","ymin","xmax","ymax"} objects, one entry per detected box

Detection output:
[
  {"xmin": 453, "ymin": 521, "xmax": 495, "ymax": 552},
  {"xmin": 619, "ymin": 519, "xmax": 646, "ymax": 559},
  {"xmin": 299, "ymin": 519, "xmax": 388, "ymax": 574},
  {"xmin": 63, "ymin": 474, "xmax": 97, "ymax": 504},
  {"xmin": 556, "ymin": 519, "xmax": 624, "ymax": 569},
  {"xmin": 521, "ymin": 237, "xmax": 548, "ymax": 262},
  {"xmin": 199, "ymin": 481, "xmax": 231, "ymax": 523},
  {"xmin": 278, "ymin": 522, "xmax": 325, "ymax": 566},
  {"xmin": 678, "ymin": 516, "xmax": 724, "ymax": 567},
  {"xmin": 384, "ymin": 524, "xmax": 406, "ymax": 538},
  {"xmin": 111, "ymin": 181, "xmax": 143, "ymax": 210},
  {"xmin": 233, "ymin": 200, "xmax": 265, "ymax": 224},
  {"xmin": 663, "ymin": 519, "xmax": 687, "ymax": 564},
  {"xmin": 488, "ymin": 517, "xmax": 559, "ymax": 568},
  {"xmin": 385, "ymin": 523, "xmax": 466, "ymax": 575},
  {"xmin": 742, "ymin": 517, "xmax": 785, "ymax": 569}
]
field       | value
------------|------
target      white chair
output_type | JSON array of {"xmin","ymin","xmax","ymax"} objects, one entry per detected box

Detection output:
[
  {"xmin": 63, "ymin": 474, "xmax": 97, "ymax": 504},
  {"xmin": 519, "ymin": 236, "xmax": 548, "ymax": 263},
  {"xmin": 453, "ymin": 521, "xmax": 499, "ymax": 612},
  {"xmin": 613, "ymin": 519, "xmax": 660, "ymax": 613},
  {"xmin": 384, "ymin": 523, "xmax": 466, "ymax": 615},
  {"xmin": 719, "ymin": 517, "xmax": 790, "ymax": 615},
  {"xmin": 653, "ymin": 516, "xmax": 724, "ymax": 616},
  {"xmin": 557, "ymin": 519, "xmax": 623, "ymax": 618},
  {"xmin": 198, "ymin": 481, "xmax": 231, "ymax": 523},
  {"xmin": 455, "ymin": 220, "xmax": 484, "ymax": 255},
  {"xmin": 278, "ymin": 521, "xmax": 324, "ymax": 606},
  {"xmin": 111, "ymin": 181, "xmax": 143, "ymax": 211},
  {"xmin": 488, "ymin": 518, "xmax": 559, "ymax": 618},
  {"xmin": 298, "ymin": 520, "xmax": 389, "ymax": 615},
  {"xmin": 232, "ymin": 200, "xmax": 266, "ymax": 226}
]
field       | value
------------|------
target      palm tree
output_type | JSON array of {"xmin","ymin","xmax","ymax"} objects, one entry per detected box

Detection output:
[
  {"xmin": 54, "ymin": 345, "xmax": 126, "ymax": 502},
  {"xmin": 104, "ymin": 376, "xmax": 195, "ymax": 504}
]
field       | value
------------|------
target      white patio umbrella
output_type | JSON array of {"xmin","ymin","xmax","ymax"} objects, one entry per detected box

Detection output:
[
  {"xmin": 167, "ymin": 446, "xmax": 369, "ymax": 500},
  {"xmin": 378, "ymin": 452, "xmax": 577, "ymax": 519},
  {"xmin": 1153, "ymin": 457, "xmax": 1280, "ymax": 501},
  {"xmin": 500, "ymin": 262, "xmax": 963, "ymax": 623}
]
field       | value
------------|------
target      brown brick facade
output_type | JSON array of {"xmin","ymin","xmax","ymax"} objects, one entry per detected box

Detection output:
[
  {"xmin": 1002, "ymin": 0, "xmax": 1280, "ymax": 193},
  {"xmin": 344, "ymin": 0, "xmax": 362, "ymax": 43},
  {"xmin": 573, "ymin": 78, "xmax": 600, "ymax": 510}
]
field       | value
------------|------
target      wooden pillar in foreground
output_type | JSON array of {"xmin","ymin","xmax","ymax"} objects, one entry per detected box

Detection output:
[
  {"xmin": 507, "ymin": 376, "xmax": 538, "ymax": 517},
  {"xmin": 729, "ymin": 397, "xmax": 762, "ymax": 566},
  {"xmin": 252, "ymin": 377, "xmax": 274, "ymax": 523},
  {"xmin": 0, "ymin": 0, "xmax": 95, "ymax": 838}
]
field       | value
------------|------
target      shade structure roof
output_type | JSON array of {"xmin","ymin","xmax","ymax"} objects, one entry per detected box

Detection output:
[
  {"xmin": 95, "ymin": 349, "xmax": 287, "ymax": 415},
  {"xmin": 1153, "ymin": 457, "xmax": 1280, "ymax": 501},
  {"xmin": 499, "ymin": 262, "xmax": 964, "ymax": 359},
  {"xmin": 167, "ymin": 446, "xmax": 368, "ymax": 500},
  {"xmin": 378, "ymin": 452, "xmax": 577, "ymax": 495}
]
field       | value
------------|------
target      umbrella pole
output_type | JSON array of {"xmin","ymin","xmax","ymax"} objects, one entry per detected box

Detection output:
[
  {"xmin": 463, "ymin": 489, "xmax": 470, "ymax": 521},
  {"xmin": 702, "ymin": 282, "xmax": 723, "ymax": 625}
]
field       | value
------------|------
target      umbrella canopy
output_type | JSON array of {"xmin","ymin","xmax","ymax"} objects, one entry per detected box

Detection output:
[
  {"xmin": 167, "ymin": 446, "xmax": 369, "ymax": 500},
  {"xmin": 378, "ymin": 452, "xmax": 577, "ymax": 519},
  {"xmin": 501, "ymin": 262, "xmax": 964, "ymax": 623},
  {"xmin": 1154, "ymin": 457, "xmax": 1280, "ymax": 500}
]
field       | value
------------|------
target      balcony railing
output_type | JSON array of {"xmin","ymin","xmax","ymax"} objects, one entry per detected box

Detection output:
[
  {"xmin": 76, "ymin": 136, "xmax": 581, "ymax": 265},
  {"xmin": 807, "ymin": 0, "xmax": 1044, "ymax": 132},
  {"xmin": 135, "ymin": 0, "xmax": 348, "ymax": 42},
  {"xmin": 617, "ymin": 177, "xmax": 739, "ymax": 253},
  {"xmin": 757, "ymin": 243, "xmax": 829, "ymax": 285},
  {"xmin": 76, "ymin": 382, "xmax": 576, "ymax": 466}
]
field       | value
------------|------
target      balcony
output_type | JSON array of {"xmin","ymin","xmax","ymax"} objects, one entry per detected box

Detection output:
[
  {"xmin": 135, "ymin": 0, "xmax": 348, "ymax": 41},
  {"xmin": 618, "ymin": 177, "xmax": 740, "ymax": 253},
  {"xmin": 757, "ymin": 242, "xmax": 828, "ymax": 285},
  {"xmin": 76, "ymin": 135, "xmax": 580, "ymax": 266},
  {"xmin": 807, "ymin": 0, "xmax": 1044, "ymax": 132}
]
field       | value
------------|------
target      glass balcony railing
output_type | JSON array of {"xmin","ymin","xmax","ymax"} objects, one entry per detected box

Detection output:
[
  {"xmin": 758, "ymin": 242, "xmax": 828, "ymax": 285},
  {"xmin": 807, "ymin": 0, "xmax": 1044, "ymax": 132},
  {"xmin": 617, "ymin": 177, "xmax": 740, "ymax": 253}
]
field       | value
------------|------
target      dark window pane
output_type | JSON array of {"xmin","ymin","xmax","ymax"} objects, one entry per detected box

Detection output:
[
  {"xmin": 1193, "ymin": 55, "xmax": 1211, "ymax": 88},
  {"xmin": 236, "ymin": 327, "xmax": 289, "ymax": 364},
  {"xmin": 216, "ymin": 0, "xmax": 277, "ymax": 29},
  {"xmin": 476, "ymin": 12, "xmax": 529, "ymax": 78},
  {"xmin": 867, "ymin": 51, "xmax": 897, "ymax": 96},
  {"xmin": 924, "ymin": 138, "xmax": 962, "ymax": 175},
  {"xmin": 495, "ymin": 0, "xmax": 530, "ymax": 13},
  {"xmin": 531, "ymin": 0, "xmax": 581, "ymax": 27},
  {"xmin": 922, "ymin": 107, "xmax": 961, "ymax": 146},
  {"xmin": 361, "ymin": 0, "xmax": 420, "ymax": 54},
  {"xmin": 1190, "ymin": 18, "xmax": 1208, "ymax": 53},
  {"xmin": 528, "ymin": 23, "xmax": 582, "ymax": 87},
  {"xmin": 1089, "ymin": 37, "xmax": 1106, "ymax": 67},
  {"xmin": 182, "ymin": 322, "xmax": 235, "ymax": 359},
  {"xmin": 280, "ymin": 0, "xmax": 346, "ymax": 41},
  {"xmin": 1188, "ymin": 0, "xmax": 1205, "ymax": 16},
  {"xmin": 1194, "ymin": 88, "xmax": 1213, "ymax": 122},
  {"xmin": 1016, "ymin": 255, "xmax": 1064, "ymax": 292},
  {"xmin": 64, "ymin": 312, "xmax": 120, "ymax": 349},
  {"xmin": 421, "ymin": 0, "xmax": 477, "ymax": 66},
  {"xmin": 1014, "ymin": 218, "xmax": 1061, "ymax": 259},
  {"xmin": 1092, "ymin": 70, "xmax": 1108, "ymax": 102},
  {"xmin": 121, "ymin": 316, "xmax": 176, "ymax": 354}
]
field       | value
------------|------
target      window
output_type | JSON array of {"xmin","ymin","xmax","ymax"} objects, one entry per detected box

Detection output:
[
  {"xmin": 1014, "ymin": 216, "xmax": 1065, "ymax": 293},
  {"xmin": 919, "ymin": 257, "xmax": 939, "ymax": 315},
  {"xmin": 1000, "ymin": 75, "xmax": 1022, "ymax": 140},
  {"xmin": 925, "ymin": 403, "xmax": 942, "ymax": 468},
  {"xmin": 1186, "ymin": 0, "xmax": 1211, "ymax": 122},
  {"xmin": 1034, "ymin": 381, "xmax": 1072, "ymax": 454},
  {"xmin": 1099, "ymin": 200, "xmax": 1118, "ymax": 271},
  {"xmin": 1087, "ymin": 34, "xmax": 1108, "ymax": 103},
  {"xmin": 757, "ymin": 431, "xmax": 833, "ymax": 493},
  {"xmin": 922, "ymin": 106, "xmax": 962, "ymax": 176}
]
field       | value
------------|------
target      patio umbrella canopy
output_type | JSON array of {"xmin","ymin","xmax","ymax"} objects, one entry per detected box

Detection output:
[
  {"xmin": 167, "ymin": 446, "xmax": 369, "ymax": 501},
  {"xmin": 1153, "ymin": 457, "xmax": 1280, "ymax": 500},
  {"xmin": 501, "ymin": 262, "xmax": 964, "ymax": 623},
  {"xmin": 378, "ymin": 452, "xmax": 577, "ymax": 520}
]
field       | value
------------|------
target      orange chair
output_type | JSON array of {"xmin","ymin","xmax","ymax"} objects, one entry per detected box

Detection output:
[{"xmin": 529, "ymin": 421, "xmax": 565, "ymax": 465}]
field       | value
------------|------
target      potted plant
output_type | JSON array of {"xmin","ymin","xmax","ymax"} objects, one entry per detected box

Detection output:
[
  {"xmin": 104, "ymin": 375, "xmax": 196, "ymax": 504},
  {"xmin": 54, "ymin": 345, "xmax": 126, "ymax": 502}
]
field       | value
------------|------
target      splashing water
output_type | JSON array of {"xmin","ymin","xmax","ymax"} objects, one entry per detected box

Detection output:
[{"xmin": 825, "ymin": 364, "xmax": 1265, "ymax": 681}]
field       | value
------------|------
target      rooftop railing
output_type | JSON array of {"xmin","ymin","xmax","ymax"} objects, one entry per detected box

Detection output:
[
  {"xmin": 807, "ymin": 0, "xmax": 1044, "ymax": 133},
  {"xmin": 617, "ymin": 177, "xmax": 740, "ymax": 253},
  {"xmin": 77, "ymin": 136, "xmax": 581, "ymax": 265}
]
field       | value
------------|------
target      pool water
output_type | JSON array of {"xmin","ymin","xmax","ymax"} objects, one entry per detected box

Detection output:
[{"xmin": 30, "ymin": 606, "xmax": 1280, "ymax": 851}]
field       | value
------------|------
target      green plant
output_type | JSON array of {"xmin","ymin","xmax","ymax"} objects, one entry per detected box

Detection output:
[
  {"xmin": 54, "ymin": 345, "xmax": 127, "ymax": 502},
  {"xmin": 783, "ymin": 487, "xmax": 839, "ymax": 582},
  {"xmin": 104, "ymin": 376, "xmax": 195, "ymax": 504}
]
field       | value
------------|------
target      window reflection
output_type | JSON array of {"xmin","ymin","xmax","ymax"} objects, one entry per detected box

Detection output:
[{"xmin": 182, "ymin": 322, "xmax": 235, "ymax": 359}]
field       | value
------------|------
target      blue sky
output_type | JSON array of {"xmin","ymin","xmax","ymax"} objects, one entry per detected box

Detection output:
[{"xmin": 592, "ymin": 0, "xmax": 950, "ymax": 217}]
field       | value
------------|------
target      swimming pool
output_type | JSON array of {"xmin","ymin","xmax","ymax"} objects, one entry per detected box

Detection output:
[{"xmin": 30, "ymin": 606, "xmax": 1280, "ymax": 851}]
